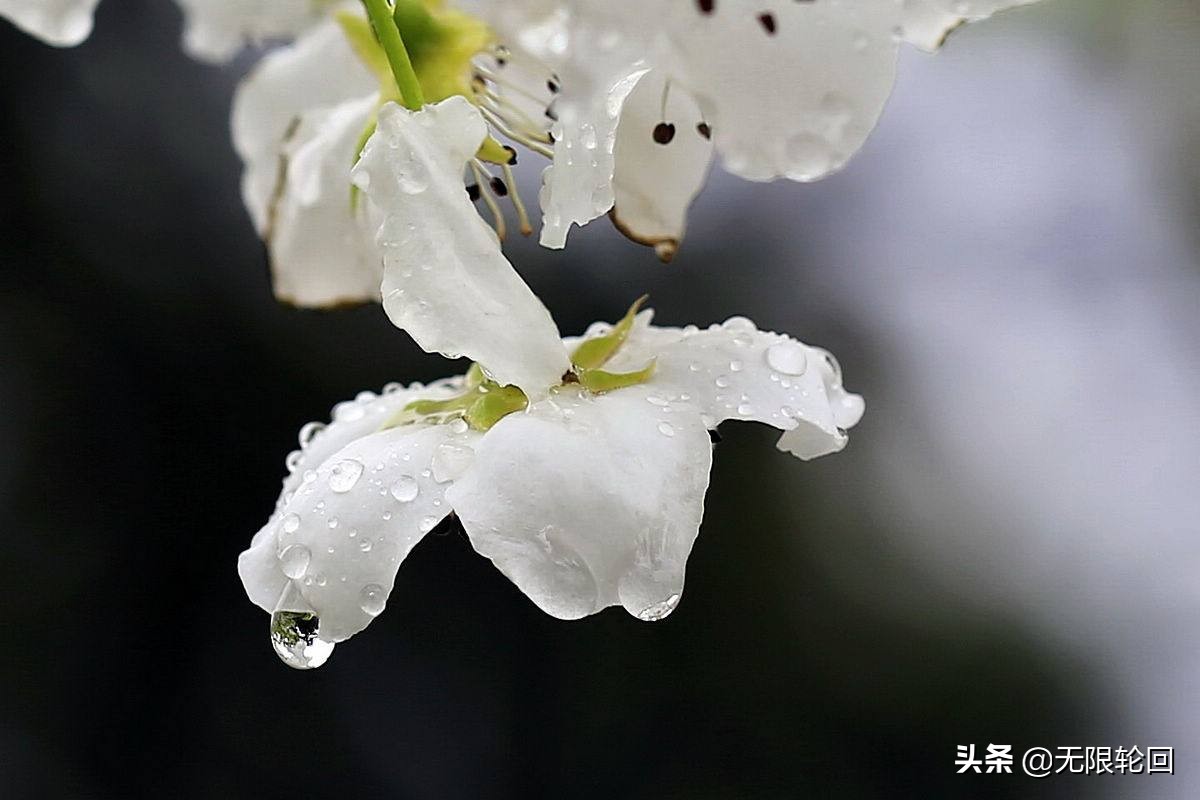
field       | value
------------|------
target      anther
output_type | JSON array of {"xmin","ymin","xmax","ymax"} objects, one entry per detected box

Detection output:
[
  {"xmin": 697, "ymin": 0, "xmax": 715, "ymax": 13},
  {"xmin": 697, "ymin": 122, "xmax": 712, "ymax": 140},
  {"xmin": 653, "ymin": 122, "xmax": 676, "ymax": 145},
  {"xmin": 489, "ymin": 176, "xmax": 509, "ymax": 197},
  {"xmin": 758, "ymin": 12, "xmax": 776, "ymax": 34},
  {"xmin": 466, "ymin": 183, "xmax": 481, "ymax": 202},
  {"xmin": 503, "ymin": 145, "xmax": 518, "ymax": 165}
]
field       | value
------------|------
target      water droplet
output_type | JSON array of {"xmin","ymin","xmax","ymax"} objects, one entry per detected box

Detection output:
[
  {"xmin": 737, "ymin": 403, "xmax": 754, "ymax": 416},
  {"xmin": 284, "ymin": 450, "xmax": 302, "ymax": 473},
  {"xmin": 448, "ymin": 418, "xmax": 469, "ymax": 434},
  {"xmin": 729, "ymin": 359, "xmax": 744, "ymax": 372},
  {"xmin": 327, "ymin": 517, "xmax": 339, "ymax": 529},
  {"xmin": 785, "ymin": 132, "xmax": 834, "ymax": 181},
  {"xmin": 278, "ymin": 544, "xmax": 311, "ymax": 579},
  {"xmin": 646, "ymin": 395, "xmax": 669, "ymax": 406},
  {"xmin": 281, "ymin": 513, "xmax": 301, "ymax": 534},
  {"xmin": 657, "ymin": 421, "xmax": 675, "ymax": 437},
  {"xmin": 637, "ymin": 593, "xmax": 680, "ymax": 621},
  {"xmin": 721, "ymin": 316, "xmax": 755, "ymax": 333},
  {"xmin": 333, "ymin": 402, "xmax": 365, "ymax": 422},
  {"xmin": 396, "ymin": 150, "xmax": 431, "ymax": 194},
  {"xmin": 298, "ymin": 422, "xmax": 324, "ymax": 449},
  {"xmin": 328, "ymin": 459, "xmax": 364, "ymax": 493},
  {"xmin": 359, "ymin": 584, "xmax": 387, "ymax": 617},
  {"xmin": 270, "ymin": 611, "xmax": 334, "ymax": 670},
  {"xmin": 715, "ymin": 376, "xmax": 730, "ymax": 388},
  {"xmin": 389, "ymin": 475, "xmax": 419, "ymax": 502},
  {"xmin": 419, "ymin": 515, "xmax": 439, "ymax": 533},
  {"xmin": 432, "ymin": 442, "xmax": 474, "ymax": 483},
  {"xmin": 766, "ymin": 341, "xmax": 808, "ymax": 376},
  {"xmin": 358, "ymin": 538, "xmax": 373, "ymax": 553}
]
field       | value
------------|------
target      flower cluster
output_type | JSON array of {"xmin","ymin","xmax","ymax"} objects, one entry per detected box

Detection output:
[{"xmin": 1, "ymin": 0, "xmax": 1043, "ymax": 666}]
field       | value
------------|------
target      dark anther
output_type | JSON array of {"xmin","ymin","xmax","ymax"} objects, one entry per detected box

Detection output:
[
  {"xmin": 708, "ymin": 428, "xmax": 723, "ymax": 444},
  {"xmin": 697, "ymin": 0, "xmax": 715, "ymax": 14},
  {"xmin": 561, "ymin": 370, "xmax": 580, "ymax": 384},
  {"xmin": 466, "ymin": 183, "xmax": 481, "ymax": 202},
  {"xmin": 547, "ymin": 77, "xmax": 560, "ymax": 94},
  {"xmin": 653, "ymin": 122, "xmax": 677, "ymax": 145},
  {"xmin": 758, "ymin": 12, "xmax": 777, "ymax": 34},
  {"xmin": 503, "ymin": 145, "xmax": 518, "ymax": 165},
  {"xmin": 547, "ymin": 130, "xmax": 556, "ymax": 144},
  {"xmin": 495, "ymin": 45, "xmax": 510, "ymax": 66},
  {"xmin": 489, "ymin": 176, "xmax": 509, "ymax": 197},
  {"xmin": 545, "ymin": 105, "xmax": 559, "ymax": 121},
  {"xmin": 696, "ymin": 122, "xmax": 712, "ymax": 140}
]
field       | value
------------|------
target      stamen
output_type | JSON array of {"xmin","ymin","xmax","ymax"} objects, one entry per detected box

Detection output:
[
  {"xmin": 470, "ymin": 161, "xmax": 507, "ymax": 241},
  {"xmin": 502, "ymin": 163, "xmax": 534, "ymax": 236}
]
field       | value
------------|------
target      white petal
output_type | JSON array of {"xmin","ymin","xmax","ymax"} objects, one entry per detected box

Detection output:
[
  {"xmin": 667, "ymin": 0, "xmax": 1041, "ymax": 182},
  {"xmin": 173, "ymin": 0, "xmax": 327, "ymax": 63},
  {"xmin": 267, "ymin": 95, "xmax": 384, "ymax": 307},
  {"xmin": 355, "ymin": 98, "xmax": 570, "ymax": 397},
  {"xmin": 602, "ymin": 311, "xmax": 864, "ymax": 460},
  {"xmin": 239, "ymin": 378, "xmax": 466, "ymax": 616},
  {"xmin": 448, "ymin": 385, "xmax": 712, "ymax": 621},
  {"xmin": 0, "ymin": 0, "xmax": 98, "ymax": 46},
  {"xmin": 231, "ymin": 17, "xmax": 375, "ymax": 235},
  {"xmin": 240, "ymin": 422, "xmax": 477, "ymax": 642}
]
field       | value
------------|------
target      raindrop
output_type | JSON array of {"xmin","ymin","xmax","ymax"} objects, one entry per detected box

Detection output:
[
  {"xmin": 328, "ymin": 459, "xmax": 364, "ymax": 493},
  {"xmin": 270, "ymin": 611, "xmax": 334, "ymax": 670},
  {"xmin": 765, "ymin": 341, "xmax": 808, "ymax": 376},
  {"xmin": 448, "ymin": 418, "xmax": 469, "ymax": 434},
  {"xmin": 432, "ymin": 443, "xmax": 474, "ymax": 483},
  {"xmin": 637, "ymin": 593, "xmax": 680, "ymax": 621},
  {"xmin": 389, "ymin": 475, "xmax": 420, "ymax": 502},
  {"xmin": 359, "ymin": 584, "xmax": 387, "ymax": 617},
  {"xmin": 281, "ymin": 513, "xmax": 301, "ymax": 534},
  {"xmin": 358, "ymin": 539, "xmax": 373, "ymax": 553},
  {"xmin": 729, "ymin": 359, "xmax": 744, "ymax": 372},
  {"xmin": 284, "ymin": 450, "xmax": 302, "ymax": 473},
  {"xmin": 715, "ymin": 376, "xmax": 730, "ymax": 388},
  {"xmin": 327, "ymin": 517, "xmax": 339, "ymax": 529},
  {"xmin": 721, "ymin": 316, "xmax": 756, "ymax": 333},
  {"xmin": 419, "ymin": 516, "xmax": 440, "ymax": 533},
  {"xmin": 278, "ymin": 544, "xmax": 312, "ymax": 579},
  {"xmin": 737, "ymin": 403, "xmax": 754, "ymax": 416},
  {"xmin": 657, "ymin": 421, "xmax": 675, "ymax": 437}
]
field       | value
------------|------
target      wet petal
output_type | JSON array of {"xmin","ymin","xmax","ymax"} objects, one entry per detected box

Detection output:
[
  {"xmin": 240, "ymin": 422, "xmax": 476, "ymax": 642},
  {"xmin": 668, "ymin": 0, "xmax": 1040, "ymax": 182},
  {"xmin": 0, "ymin": 0, "xmax": 99, "ymax": 46},
  {"xmin": 354, "ymin": 97, "xmax": 570, "ymax": 397},
  {"xmin": 609, "ymin": 70, "xmax": 714, "ymax": 261},
  {"xmin": 173, "ymin": 0, "xmax": 327, "ymax": 63},
  {"xmin": 599, "ymin": 310, "xmax": 864, "ymax": 460},
  {"xmin": 448, "ymin": 385, "xmax": 712, "ymax": 621}
]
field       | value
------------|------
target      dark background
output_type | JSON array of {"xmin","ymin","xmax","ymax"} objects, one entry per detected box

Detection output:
[{"xmin": 1, "ymin": 1, "xmax": 1196, "ymax": 798}]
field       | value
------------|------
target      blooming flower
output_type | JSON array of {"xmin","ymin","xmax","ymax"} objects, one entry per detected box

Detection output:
[
  {"xmin": 237, "ymin": 97, "xmax": 864, "ymax": 668},
  {"xmin": 229, "ymin": 0, "xmax": 1043, "ymax": 305}
]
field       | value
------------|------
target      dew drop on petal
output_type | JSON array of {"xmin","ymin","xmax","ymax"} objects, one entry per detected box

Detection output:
[
  {"xmin": 765, "ymin": 341, "xmax": 808, "ymax": 376},
  {"xmin": 721, "ymin": 316, "xmax": 756, "ymax": 333},
  {"xmin": 284, "ymin": 450, "xmax": 302, "ymax": 473},
  {"xmin": 328, "ymin": 459, "xmax": 364, "ymax": 493},
  {"xmin": 737, "ymin": 403, "xmax": 754, "ymax": 416},
  {"xmin": 278, "ymin": 544, "xmax": 312, "ymax": 579},
  {"xmin": 729, "ymin": 359, "xmax": 744, "ymax": 372},
  {"xmin": 389, "ymin": 475, "xmax": 419, "ymax": 502},
  {"xmin": 281, "ymin": 513, "xmax": 301, "ymax": 534},
  {"xmin": 637, "ymin": 593, "xmax": 680, "ymax": 622},
  {"xmin": 715, "ymin": 376, "xmax": 730, "ymax": 388},
  {"xmin": 358, "ymin": 538, "xmax": 373, "ymax": 553},
  {"xmin": 419, "ymin": 516, "xmax": 439, "ymax": 533},
  {"xmin": 327, "ymin": 517, "xmax": 339, "ymax": 529},
  {"xmin": 657, "ymin": 421, "xmax": 675, "ymax": 437},
  {"xmin": 270, "ymin": 611, "xmax": 334, "ymax": 670},
  {"xmin": 359, "ymin": 584, "xmax": 386, "ymax": 617},
  {"xmin": 432, "ymin": 443, "xmax": 475, "ymax": 483},
  {"xmin": 448, "ymin": 418, "xmax": 469, "ymax": 434}
]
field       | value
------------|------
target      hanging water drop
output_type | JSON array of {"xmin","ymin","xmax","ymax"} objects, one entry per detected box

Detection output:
[
  {"xmin": 637, "ymin": 593, "xmax": 680, "ymax": 622},
  {"xmin": 766, "ymin": 341, "xmax": 809, "ymax": 376},
  {"xmin": 270, "ymin": 610, "xmax": 334, "ymax": 670},
  {"xmin": 389, "ymin": 475, "xmax": 419, "ymax": 502},
  {"xmin": 298, "ymin": 422, "xmax": 324, "ymax": 449}
]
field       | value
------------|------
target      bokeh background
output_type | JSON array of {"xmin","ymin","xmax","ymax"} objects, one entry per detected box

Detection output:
[{"xmin": 1, "ymin": 1, "xmax": 1197, "ymax": 798}]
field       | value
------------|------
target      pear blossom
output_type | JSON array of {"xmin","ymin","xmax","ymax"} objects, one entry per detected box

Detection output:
[
  {"xmin": 227, "ymin": 0, "xmax": 1044, "ymax": 307},
  {"xmin": 238, "ymin": 96, "xmax": 863, "ymax": 667},
  {"xmin": 0, "ymin": 0, "xmax": 99, "ymax": 46}
]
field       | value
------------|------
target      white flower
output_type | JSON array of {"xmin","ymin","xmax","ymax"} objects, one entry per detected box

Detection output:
[
  {"xmin": 478, "ymin": 0, "xmax": 1044, "ymax": 255},
  {"xmin": 228, "ymin": 0, "xmax": 1043, "ymax": 306},
  {"xmin": 0, "ymin": 0, "xmax": 99, "ymax": 46},
  {"xmin": 173, "ymin": 0, "xmax": 333, "ymax": 63},
  {"xmin": 238, "ymin": 97, "xmax": 864, "ymax": 668}
]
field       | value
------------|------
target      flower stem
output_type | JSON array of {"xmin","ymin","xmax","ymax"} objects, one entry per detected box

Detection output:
[{"xmin": 361, "ymin": 0, "xmax": 425, "ymax": 111}]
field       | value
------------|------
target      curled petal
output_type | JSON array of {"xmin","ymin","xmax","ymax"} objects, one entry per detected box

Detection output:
[
  {"xmin": 267, "ymin": 95, "xmax": 383, "ymax": 307},
  {"xmin": 240, "ymin": 419, "xmax": 479, "ymax": 642},
  {"xmin": 354, "ymin": 97, "xmax": 570, "ymax": 397},
  {"xmin": 448, "ymin": 385, "xmax": 712, "ymax": 621},
  {"xmin": 599, "ymin": 311, "xmax": 864, "ymax": 460},
  {"xmin": 0, "ymin": 0, "xmax": 99, "ymax": 46},
  {"xmin": 232, "ymin": 17, "xmax": 376, "ymax": 237},
  {"xmin": 899, "ymin": 0, "xmax": 1043, "ymax": 51},
  {"xmin": 609, "ymin": 70, "xmax": 714, "ymax": 262},
  {"xmin": 173, "ymin": 0, "xmax": 326, "ymax": 63}
]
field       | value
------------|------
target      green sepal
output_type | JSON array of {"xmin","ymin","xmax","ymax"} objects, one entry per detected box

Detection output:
[
  {"xmin": 381, "ymin": 363, "xmax": 528, "ymax": 433},
  {"xmin": 464, "ymin": 384, "xmax": 528, "ymax": 430},
  {"xmin": 571, "ymin": 295, "xmax": 648, "ymax": 370},
  {"xmin": 578, "ymin": 359, "xmax": 657, "ymax": 393}
]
